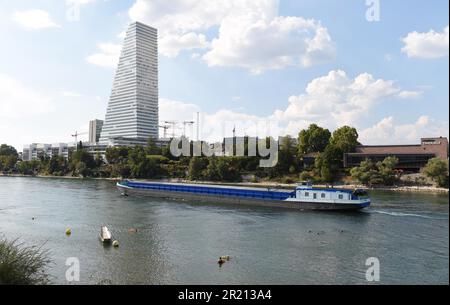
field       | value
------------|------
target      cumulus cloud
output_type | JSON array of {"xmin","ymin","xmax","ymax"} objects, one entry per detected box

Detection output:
[
  {"xmin": 66, "ymin": 0, "xmax": 96, "ymax": 5},
  {"xmin": 86, "ymin": 43, "xmax": 122, "ymax": 68},
  {"xmin": 272, "ymin": 70, "xmax": 402, "ymax": 129},
  {"xmin": 203, "ymin": 16, "xmax": 335, "ymax": 74},
  {"xmin": 127, "ymin": 0, "xmax": 335, "ymax": 73},
  {"xmin": 0, "ymin": 74, "xmax": 54, "ymax": 118},
  {"xmin": 160, "ymin": 33, "xmax": 209, "ymax": 57},
  {"xmin": 360, "ymin": 116, "xmax": 449, "ymax": 145},
  {"xmin": 158, "ymin": 70, "xmax": 443, "ymax": 143},
  {"xmin": 12, "ymin": 9, "xmax": 61, "ymax": 30},
  {"xmin": 401, "ymin": 26, "xmax": 449, "ymax": 59}
]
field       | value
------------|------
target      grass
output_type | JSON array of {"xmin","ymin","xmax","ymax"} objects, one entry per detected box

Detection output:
[{"xmin": 0, "ymin": 238, "xmax": 52, "ymax": 285}]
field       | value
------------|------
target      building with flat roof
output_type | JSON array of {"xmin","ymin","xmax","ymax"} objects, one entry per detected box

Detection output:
[
  {"xmin": 89, "ymin": 119, "xmax": 104, "ymax": 144},
  {"xmin": 99, "ymin": 21, "xmax": 159, "ymax": 146},
  {"xmin": 344, "ymin": 137, "xmax": 448, "ymax": 171},
  {"xmin": 22, "ymin": 143, "xmax": 70, "ymax": 161}
]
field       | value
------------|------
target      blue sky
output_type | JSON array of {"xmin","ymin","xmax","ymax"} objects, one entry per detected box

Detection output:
[{"xmin": 0, "ymin": 0, "xmax": 448, "ymax": 150}]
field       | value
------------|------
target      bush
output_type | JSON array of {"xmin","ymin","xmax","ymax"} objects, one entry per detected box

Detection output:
[
  {"xmin": 423, "ymin": 158, "xmax": 449, "ymax": 188},
  {"xmin": 0, "ymin": 238, "xmax": 52, "ymax": 285}
]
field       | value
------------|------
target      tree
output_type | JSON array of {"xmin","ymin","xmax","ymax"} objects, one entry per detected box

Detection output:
[
  {"xmin": 277, "ymin": 135, "xmax": 298, "ymax": 175},
  {"xmin": 216, "ymin": 158, "xmax": 241, "ymax": 182},
  {"xmin": 69, "ymin": 149, "xmax": 95, "ymax": 176},
  {"xmin": 188, "ymin": 157, "xmax": 207, "ymax": 180},
  {"xmin": 350, "ymin": 159, "xmax": 378, "ymax": 186},
  {"xmin": 327, "ymin": 126, "xmax": 360, "ymax": 168},
  {"xmin": 377, "ymin": 156, "xmax": 399, "ymax": 185},
  {"xmin": 17, "ymin": 160, "xmax": 40, "ymax": 175},
  {"xmin": 47, "ymin": 155, "xmax": 68, "ymax": 176},
  {"xmin": 351, "ymin": 157, "xmax": 399, "ymax": 186},
  {"xmin": 298, "ymin": 124, "xmax": 331, "ymax": 155},
  {"xmin": 0, "ymin": 144, "xmax": 18, "ymax": 157},
  {"xmin": 423, "ymin": 158, "xmax": 449, "ymax": 188},
  {"xmin": 330, "ymin": 126, "xmax": 360, "ymax": 155},
  {"xmin": 0, "ymin": 144, "xmax": 18, "ymax": 172},
  {"xmin": 205, "ymin": 156, "xmax": 220, "ymax": 181},
  {"xmin": 146, "ymin": 137, "xmax": 162, "ymax": 155},
  {"xmin": 105, "ymin": 147, "xmax": 129, "ymax": 164}
]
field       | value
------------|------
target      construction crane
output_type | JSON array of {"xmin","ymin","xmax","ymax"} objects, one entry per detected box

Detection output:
[
  {"xmin": 71, "ymin": 131, "xmax": 88, "ymax": 150},
  {"xmin": 182, "ymin": 121, "xmax": 195, "ymax": 137},
  {"xmin": 164, "ymin": 121, "xmax": 177, "ymax": 138},
  {"xmin": 158, "ymin": 125, "xmax": 170, "ymax": 138}
]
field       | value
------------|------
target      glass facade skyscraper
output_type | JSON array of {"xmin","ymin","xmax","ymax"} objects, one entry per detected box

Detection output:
[{"xmin": 99, "ymin": 22, "xmax": 158, "ymax": 146}]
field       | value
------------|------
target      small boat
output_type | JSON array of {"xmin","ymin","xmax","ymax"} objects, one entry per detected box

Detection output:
[
  {"xmin": 100, "ymin": 226, "xmax": 112, "ymax": 243},
  {"xmin": 116, "ymin": 180, "xmax": 371, "ymax": 211}
]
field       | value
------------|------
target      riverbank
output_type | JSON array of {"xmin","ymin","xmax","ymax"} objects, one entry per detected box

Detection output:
[{"xmin": 2, "ymin": 173, "xmax": 448, "ymax": 194}]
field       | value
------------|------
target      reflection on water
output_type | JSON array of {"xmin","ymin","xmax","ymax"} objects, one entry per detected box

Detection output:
[{"xmin": 0, "ymin": 177, "xmax": 448, "ymax": 284}]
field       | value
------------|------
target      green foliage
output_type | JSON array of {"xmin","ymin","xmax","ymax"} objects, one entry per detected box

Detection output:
[
  {"xmin": 216, "ymin": 158, "xmax": 242, "ymax": 182},
  {"xmin": 17, "ymin": 160, "xmax": 40, "ymax": 175},
  {"xmin": 0, "ymin": 144, "xmax": 18, "ymax": 172},
  {"xmin": 188, "ymin": 157, "xmax": 207, "ymax": 180},
  {"xmin": 69, "ymin": 149, "xmax": 95, "ymax": 177},
  {"xmin": 0, "ymin": 155, "xmax": 18, "ymax": 172},
  {"xmin": 329, "ymin": 126, "xmax": 360, "ymax": 155},
  {"xmin": 277, "ymin": 136, "xmax": 299, "ymax": 175},
  {"xmin": 0, "ymin": 238, "xmax": 51, "ymax": 285},
  {"xmin": 422, "ymin": 157, "xmax": 449, "ymax": 188},
  {"xmin": 205, "ymin": 157, "xmax": 220, "ymax": 181},
  {"xmin": 105, "ymin": 147, "xmax": 130, "ymax": 164},
  {"xmin": 0, "ymin": 144, "xmax": 18, "ymax": 157},
  {"xmin": 351, "ymin": 157, "xmax": 399, "ymax": 186},
  {"xmin": 298, "ymin": 124, "xmax": 331, "ymax": 155}
]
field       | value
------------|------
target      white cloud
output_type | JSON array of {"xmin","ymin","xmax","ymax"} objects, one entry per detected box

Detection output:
[
  {"xmin": 128, "ymin": 0, "xmax": 335, "ymax": 72},
  {"xmin": 86, "ymin": 43, "xmax": 122, "ymax": 68},
  {"xmin": 401, "ymin": 26, "xmax": 449, "ymax": 59},
  {"xmin": 360, "ymin": 116, "xmax": 449, "ymax": 145},
  {"xmin": 272, "ymin": 70, "xmax": 402, "ymax": 129},
  {"xmin": 160, "ymin": 33, "xmax": 209, "ymax": 57},
  {"xmin": 66, "ymin": 0, "xmax": 96, "ymax": 5},
  {"xmin": 12, "ymin": 9, "xmax": 61, "ymax": 30},
  {"xmin": 0, "ymin": 74, "xmax": 54, "ymax": 118},
  {"xmin": 204, "ymin": 16, "xmax": 334, "ymax": 74},
  {"xmin": 159, "ymin": 70, "xmax": 442, "ymax": 143},
  {"xmin": 398, "ymin": 90, "xmax": 424, "ymax": 99}
]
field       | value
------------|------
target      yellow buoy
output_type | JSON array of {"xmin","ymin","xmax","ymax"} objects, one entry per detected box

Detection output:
[
  {"xmin": 112, "ymin": 240, "xmax": 119, "ymax": 247},
  {"xmin": 65, "ymin": 228, "xmax": 71, "ymax": 235}
]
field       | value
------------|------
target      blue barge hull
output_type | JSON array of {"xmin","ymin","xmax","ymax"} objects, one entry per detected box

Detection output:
[
  {"xmin": 119, "ymin": 180, "xmax": 295, "ymax": 200},
  {"xmin": 117, "ymin": 181, "xmax": 369, "ymax": 211}
]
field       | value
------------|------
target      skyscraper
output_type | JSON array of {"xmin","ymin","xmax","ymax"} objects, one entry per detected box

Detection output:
[
  {"xmin": 99, "ymin": 22, "xmax": 158, "ymax": 146},
  {"xmin": 89, "ymin": 119, "xmax": 104, "ymax": 143}
]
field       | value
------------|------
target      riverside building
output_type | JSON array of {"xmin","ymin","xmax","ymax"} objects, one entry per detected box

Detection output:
[{"xmin": 99, "ymin": 21, "xmax": 159, "ymax": 146}]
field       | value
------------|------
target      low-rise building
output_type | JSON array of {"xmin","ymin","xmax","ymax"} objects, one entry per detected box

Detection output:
[{"xmin": 344, "ymin": 137, "xmax": 448, "ymax": 171}]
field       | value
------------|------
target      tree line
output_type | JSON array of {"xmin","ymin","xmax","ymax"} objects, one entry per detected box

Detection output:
[{"xmin": 1, "ymin": 124, "xmax": 448, "ymax": 187}]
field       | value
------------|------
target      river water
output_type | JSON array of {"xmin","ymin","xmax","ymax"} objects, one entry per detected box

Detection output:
[{"xmin": 0, "ymin": 176, "xmax": 448, "ymax": 285}]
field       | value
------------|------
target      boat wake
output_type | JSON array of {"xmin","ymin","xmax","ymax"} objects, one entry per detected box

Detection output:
[{"xmin": 368, "ymin": 209, "xmax": 447, "ymax": 220}]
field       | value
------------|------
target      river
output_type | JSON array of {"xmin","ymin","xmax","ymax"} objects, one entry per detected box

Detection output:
[{"xmin": 0, "ymin": 176, "xmax": 448, "ymax": 284}]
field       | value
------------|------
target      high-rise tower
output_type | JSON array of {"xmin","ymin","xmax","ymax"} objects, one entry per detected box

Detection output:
[{"xmin": 99, "ymin": 22, "xmax": 158, "ymax": 146}]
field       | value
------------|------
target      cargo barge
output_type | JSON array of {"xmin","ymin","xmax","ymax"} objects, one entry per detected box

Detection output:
[{"xmin": 116, "ymin": 181, "xmax": 371, "ymax": 211}]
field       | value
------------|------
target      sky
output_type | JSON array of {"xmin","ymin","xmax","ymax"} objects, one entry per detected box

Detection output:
[{"xmin": 0, "ymin": 0, "xmax": 448, "ymax": 151}]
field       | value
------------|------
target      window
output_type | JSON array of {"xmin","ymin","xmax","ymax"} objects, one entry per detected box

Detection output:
[
  {"xmin": 305, "ymin": 192, "xmax": 309, "ymax": 197},
  {"xmin": 321, "ymin": 193, "xmax": 326, "ymax": 198},
  {"xmin": 338, "ymin": 194, "xmax": 343, "ymax": 199}
]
